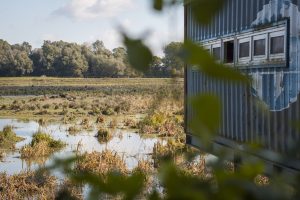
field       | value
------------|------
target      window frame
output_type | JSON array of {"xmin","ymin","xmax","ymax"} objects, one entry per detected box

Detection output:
[
  {"xmin": 222, "ymin": 37, "xmax": 235, "ymax": 65},
  {"xmin": 211, "ymin": 42, "xmax": 222, "ymax": 62},
  {"xmin": 269, "ymin": 30, "xmax": 286, "ymax": 60},
  {"xmin": 198, "ymin": 19, "xmax": 288, "ymax": 69},
  {"xmin": 237, "ymin": 37, "xmax": 251, "ymax": 64},
  {"xmin": 252, "ymin": 33, "xmax": 268, "ymax": 61}
]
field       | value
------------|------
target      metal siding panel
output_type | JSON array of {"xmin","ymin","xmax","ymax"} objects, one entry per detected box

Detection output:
[{"xmin": 186, "ymin": 0, "xmax": 300, "ymax": 156}]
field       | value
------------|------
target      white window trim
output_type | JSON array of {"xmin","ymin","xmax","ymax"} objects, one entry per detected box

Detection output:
[
  {"xmin": 237, "ymin": 37, "xmax": 251, "ymax": 64},
  {"xmin": 212, "ymin": 43, "xmax": 221, "ymax": 61},
  {"xmin": 203, "ymin": 44, "xmax": 211, "ymax": 53},
  {"xmin": 269, "ymin": 30, "xmax": 286, "ymax": 59},
  {"xmin": 252, "ymin": 34, "xmax": 268, "ymax": 61},
  {"xmin": 198, "ymin": 21, "xmax": 287, "ymax": 68}
]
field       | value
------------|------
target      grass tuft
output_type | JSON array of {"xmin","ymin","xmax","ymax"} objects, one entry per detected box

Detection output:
[
  {"xmin": 21, "ymin": 131, "xmax": 65, "ymax": 158},
  {"xmin": 0, "ymin": 125, "xmax": 24, "ymax": 149},
  {"xmin": 96, "ymin": 129, "xmax": 112, "ymax": 143}
]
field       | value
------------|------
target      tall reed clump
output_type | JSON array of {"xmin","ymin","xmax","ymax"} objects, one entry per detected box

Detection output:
[
  {"xmin": 21, "ymin": 131, "xmax": 65, "ymax": 158},
  {"xmin": 138, "ymin": 112, "xmax": 184, "ymax": 137},
  {"xmin": 0, "ymin": 125, "xmax": 24, "ymax": 149},
  {"xmin": 75, "ymin": 150, "xmax": 128, "ymax": 178}
]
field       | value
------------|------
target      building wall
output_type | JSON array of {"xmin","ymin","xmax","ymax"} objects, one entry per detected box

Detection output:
[{"xmin": 186, "ymin": 0, "xmax": 300, "ymax": 154}]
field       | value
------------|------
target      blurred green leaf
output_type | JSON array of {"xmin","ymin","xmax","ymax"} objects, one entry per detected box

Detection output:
[
  {"xmin": 188, "ymin": 0, "xmax": 227, "ymax": 24},
  {"xmin": 153, "ymin": 0, "xmax": 164, "ymax": 10},
  {"xmin": 122, "ymin": 33, "xmax": 153, "ymax": 73},
  {"xmin": 189, "ymin": 94, "xmax": 221, "ymax": 144},
  {"xmin": 182, "ymin": 40, "xmax": 249, "ymax": 83},
  {"xmin": 160, "ymin": 162, "xmax": 211, "ymax": 200}
]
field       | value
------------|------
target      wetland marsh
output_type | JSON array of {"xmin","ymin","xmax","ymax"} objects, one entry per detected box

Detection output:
[{"xmin": 0, "ymin": 78, "xmax": 207, "ymax": 199}]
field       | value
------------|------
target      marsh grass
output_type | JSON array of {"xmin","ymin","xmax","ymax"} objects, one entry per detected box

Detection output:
[
  {"xmin": 0, "ymin": 151, "xmax": 4, "ymax": 160},
  {"xmin": 68, "ymin": 126, "xmax": 81, "ymax": 135},
  {"xmin": 123, "ymin": 118, "xmax": 137, "ymax": 129},
  {"xmin": 96, "ymin": 129, "xmax": 113, "ymax": 143},
  {"xmin": 132, "ymin": 160, "xmax": 154, "ymax": 184},
  {"xmin": 0, "ymin": 78, "xmax": 183, "ymax": 124},
  {"xmin": 0, "ymin": 171, "xmax": 57, "ymax": 199},
  {"xmin": 75, "ymin": 150, "xmax": 128, "ymax": 178},
  {"xmin": 0, "ymin": 126, "xmax": 24, "ymax": 149},
  {"xmin": 56, "ymin": 179, "xmax": 83, "ymax": 200},
  {"xmin": 152, "ymin": 139, "xmax": 186, "ymax": 167},
  {"xmin": 21, "ymin": 131, "xmax": 65, "ymax": 158}
]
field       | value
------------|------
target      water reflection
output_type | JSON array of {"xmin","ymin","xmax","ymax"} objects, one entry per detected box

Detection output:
[{"xmin": 0, "ymin": 119, "xmax": 163, "ymax": 175}]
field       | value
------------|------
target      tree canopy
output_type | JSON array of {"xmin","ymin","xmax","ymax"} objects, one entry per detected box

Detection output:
[{"xmin": 0, "ymin": 39, "xmax": 184, "ymax": 78}]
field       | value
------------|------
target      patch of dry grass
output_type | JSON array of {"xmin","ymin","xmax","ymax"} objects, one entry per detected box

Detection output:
[
  {"xmin": 20, "ymin": 132, "xmax": 65, "ymax": 158},
  {"xmin": 75, "ymin": 150, "xmax": 128, "ymax": 177},
  {"xmin": 0, "ymin": 126, "xmax": 24, "ymax": 149},
  {"xmin": 0, "ymin": 171, "xmax": 57, "ymax": 200}
]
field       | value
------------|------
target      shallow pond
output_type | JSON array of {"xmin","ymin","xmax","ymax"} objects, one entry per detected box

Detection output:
[{"xmin": 0, "ymin": 118, "xmax": 164, "ymax": 176}]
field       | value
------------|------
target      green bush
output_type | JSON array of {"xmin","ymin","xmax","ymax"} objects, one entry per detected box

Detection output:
[{"xmin": 31, "ymin": 132, "xmax": 65, "ymax": 149}]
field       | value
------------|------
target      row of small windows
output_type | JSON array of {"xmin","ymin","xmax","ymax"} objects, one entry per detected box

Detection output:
[{"xmin": 202, "ymin": 26, "xmax": 286, "ymax": 67}]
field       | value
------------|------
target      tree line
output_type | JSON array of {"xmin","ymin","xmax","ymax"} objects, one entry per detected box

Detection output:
[{"xmin": 0, "ymin": 39, "xmax": 184, "ymax": 78}]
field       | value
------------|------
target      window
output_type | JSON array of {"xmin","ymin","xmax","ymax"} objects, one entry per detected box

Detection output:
[
  {"xmin": 239, "ymin": 40, "xmax": 250, "ymax": 59},
  {"xmin": 212, "ymin": 42, "xmax": 221, "ymax": 61},
  {"xmin": 212, "ymin": 47, "xmax": 221, "ymax": 60},
  {"xmin": 270, "ymin": 32, "xmax": 285, "ymax": 55},
  {"xmin": 253, "ymin": 39, "xmax": 266, "ymax": 56},
  {"xmin": 199, "ymin": 21, "xmax": 287, "ymax": 68},
  {"xmin": 224, "ymin": 40, "xmax": 234, "ymax": 63}
]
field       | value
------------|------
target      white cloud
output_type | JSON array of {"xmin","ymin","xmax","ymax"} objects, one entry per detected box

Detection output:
[
  {"xmin": 88, "ymin": 28, "xmax": 122, "ymax": 50},
  {"xmin": 53, "ymin": 0, "xmax": 134, "ymax": 21},
  {"xmin": 41, "ymin": 33, "xmax": 59, "ymax": 41}
]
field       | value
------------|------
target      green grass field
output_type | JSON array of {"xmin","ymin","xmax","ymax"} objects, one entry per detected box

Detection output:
[
  {"xmin": 0, "ymin": 77, "xmax": 183, "ymax": 87},
  {"xmin": 0, "ymin": 77, "xmax": 183, "ymax": 96}
]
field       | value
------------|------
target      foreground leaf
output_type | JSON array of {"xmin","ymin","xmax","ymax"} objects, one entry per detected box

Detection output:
[
  {"xmin": 188, "ymin": 0, "xmax": 227, "ymax": 24},
  {"xmin": 182, "ymin": 40, "xmax": 249, "ymax": 83},
  {"xmin": 123, "ymin": 34, "xmax": 153, "ymax": 73}
]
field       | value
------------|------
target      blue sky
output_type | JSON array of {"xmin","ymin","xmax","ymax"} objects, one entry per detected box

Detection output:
[{"xmin": 0, "ymin": 0, "xmax": 183, "ymax": 56}]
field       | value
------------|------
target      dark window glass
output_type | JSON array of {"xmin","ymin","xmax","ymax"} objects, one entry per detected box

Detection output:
[
  {"xmin": 239, "ymin": 41, "xmax": 250, "ymax": 58},
  {"xmin": 224, "ymin": 41, "xmax": 234, "ymax": 63},
  {"xmin": 254, "ymin": 39, "xmax": 266, "ymax": 56},
  {"xmin": 270, "ymin": 36, "xmax": 284, "ymax": 54},
  {"xmin": 212, "ymin": 47, "xmax": 221, "ymax": 60}
]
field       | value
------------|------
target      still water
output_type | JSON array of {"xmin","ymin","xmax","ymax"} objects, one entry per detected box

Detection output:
[{"xmin": 0, "ymin": 119, "xmax": 163, "ymax": 175}]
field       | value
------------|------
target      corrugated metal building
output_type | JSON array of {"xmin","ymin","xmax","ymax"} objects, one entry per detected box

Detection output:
[{"xmin": 185, "ymin": 0, "xmax": 300, "ymax": 172}]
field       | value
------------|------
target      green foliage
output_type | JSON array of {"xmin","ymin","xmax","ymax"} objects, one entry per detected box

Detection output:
[
  {"xmin": 0, "ymin": 39, "xmax": 33, "ymax": 76},
  {"xmin": 6, "ymin": 0, "xmax": 299, "ymax": 199},
  {"xmin": 123, "ymin": 33, "xmax": 153, "ymax": 73},
  {"xmin": 163, "ymin": 42, "xmax": 184, "ymax": 76},
  {"xmin": 31, "ymin": 132, "xmax": 65, "ymax": 149},
  {"xmin": 0, "ymin": 38, "xmax": 184, "ymax": 78},
  {"xmin": 0, "ymin": 125, "xmax": 23, "ymax": 149},
  {"xmin": 182, "ymin": 40, "xmax": 249, "ymax": 83},
  {"xmin": 189, "ymin": 0, "xmax": 227, "ymax": 24},
  {"xmin": 153, "ymin": 0, "xmax": 164, "ymax": 11},
  {"xmin": 189, "ymin": 94, "xmax": 221, "ymax": 144}
]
